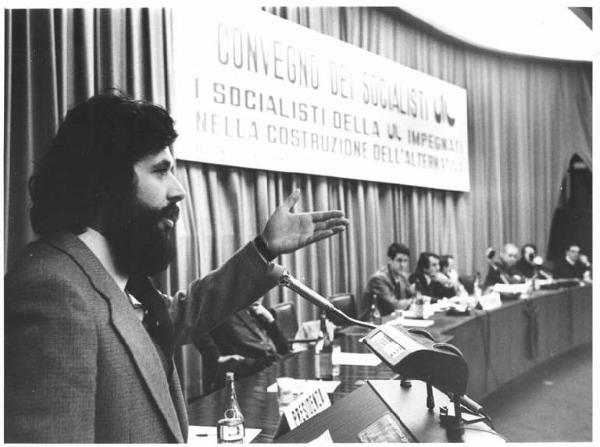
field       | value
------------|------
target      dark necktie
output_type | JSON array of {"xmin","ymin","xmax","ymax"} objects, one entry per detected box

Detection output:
[
  {"xmin": 126, "ymin": 277, "xmax": 174, "ymax": 377},
  {"xmin": 394, "ymin": 278, "xmax": 404, "ymax": 300}
]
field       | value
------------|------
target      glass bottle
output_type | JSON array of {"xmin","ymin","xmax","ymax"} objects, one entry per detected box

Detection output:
[
  {"xmin": 315, "ymin": 312, "xmax": 333, "ymax": 379},
  {"xmin": 217, "ymin": 372, "xmax": 245, "ymax": 443},
  {"xmin": 530, "ymin": 268, "xmax": 538, "ymax": 292},
  {"xmin": 473, "ymin": 272, "xmax": 482, "ymax": 298},
  {"xmin": 369, "ymin": 294, "xmax": 382, "ymax": 325},
  {"xmin": 414, "ymin": 279, "xmax": 424, "ymax": 319},
  {"xmin": 470, "ymin": 272, "xmax": 482, "ymax": 308}
]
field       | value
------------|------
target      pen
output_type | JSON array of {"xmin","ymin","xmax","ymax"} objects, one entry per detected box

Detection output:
[{"xmin": 196, "ymin": 434, "xmax": 209, "ymax": 437}]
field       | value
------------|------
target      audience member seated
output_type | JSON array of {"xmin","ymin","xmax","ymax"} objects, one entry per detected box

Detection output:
[
  {"xmin": 484, "ymin": 243, "xmax": 524, "ymax": 288},
  {"xmin": 193, "ymin": 299, "xmax": 290, "ymax": 393},
  {"xmin": 362, "ymin": 242, "xmax": 414, "ymax": 317},
  {"xmin": 439, "ymin": 254, "xmax": 467, "ymax": 295},
  {"xmin": 409, "ymin": 252, "xmax": 457, "ymax": 302},
  {"xmin": 553, "ymin": 244, "xmax": 591, "ymax": 281},
  {"xmin": 513, "ymin": 243, "xmax": 552, "ymax": 279}
]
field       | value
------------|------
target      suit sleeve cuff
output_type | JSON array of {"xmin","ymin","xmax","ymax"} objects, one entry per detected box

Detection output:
[{"xmin": 253, "ymin": 235, "xmax": 276, "ymax": 263}]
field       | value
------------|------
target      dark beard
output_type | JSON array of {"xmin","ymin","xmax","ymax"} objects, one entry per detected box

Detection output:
[{"xmin": 104, "ymin": 194, "xmax": 179, "ymax": 277}]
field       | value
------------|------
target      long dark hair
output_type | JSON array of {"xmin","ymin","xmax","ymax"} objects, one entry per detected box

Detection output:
[
  {"xmin": 29, "ymin": 93, "xmax": 178, "ymax": 235},
  {"xmin": 416, "ymin": 252, "xmax": 438, "ymax": 274}
]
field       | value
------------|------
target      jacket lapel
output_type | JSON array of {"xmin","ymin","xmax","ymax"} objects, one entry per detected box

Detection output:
[
  {"xmin": 170, "ymin": 367, "xmax": 189, "ymax": 441},
  {"xmin": 127, "ymin": 276, "xmax": 175, "ymax": 362},
  {"xmin": 45, "ymin": 233, "xmax": 184, "ymax": 443},
  {"xmin": 384, "ymin": 266, "xmax": 397, "ymax": 290}
]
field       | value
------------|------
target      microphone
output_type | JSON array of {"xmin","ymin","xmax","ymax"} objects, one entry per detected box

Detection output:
[
  {"xmin": 266, "ymin": 264, "xmax": 375, "ymax": 329},
  {"xmin": 532, "ymin": 255, "xmax": 553, "ymax": 280},
  {"xmin": 485, "ymin": 247, "xmax": 511, "ymax": 284},
  {"xmin": 457, "ymin": 394, "xmax": 483, "ymax": 414},
  {"xmin": 445, "ymin": 393, "xmax": 491, "ymax": 425},
  {"xmin": 486, "ymin": 248, "xmax": 499, "ymax": 271}
]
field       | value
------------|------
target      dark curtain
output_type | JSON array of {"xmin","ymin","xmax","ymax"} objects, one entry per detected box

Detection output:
[
  {"xmin": 546, "ymin": 155, "xmax": 593, "ymax": 262},
  {"xmin": 2, "ymin": 7, "xmax": 192, "ymax": 392},
  {"xmin": 4, "ymin": 8, "xmax": 172, "ymax": 269}
]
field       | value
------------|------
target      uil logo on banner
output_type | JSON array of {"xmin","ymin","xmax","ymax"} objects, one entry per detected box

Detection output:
[{"xmin": 434, "ymin": 95, "xmax": 456, "ymax": 126}]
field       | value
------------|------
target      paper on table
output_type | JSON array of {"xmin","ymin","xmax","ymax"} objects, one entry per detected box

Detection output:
[
  {"xmin": 333, "ymin": 351, "xmax": 381, "ymax": 366},
  {"xmin": 403, "ymin": 306, "xmax": 435, "ymax": 319},
  {"xmin": 309, "ymin": 429, "xmax": 334, "ymax": 443},
  {"xmin": 187, "ymin": 426, "xmax": 261, "ymax": 444},
  {"xmin": 316, "ymin": 380, "xmax": 341, "ymax": 393},
  {"xmin": 398, "ymin": 318, "xmax": 434, "ymax": 327},
  {"xmin": 266, "ymin": 379, "xmax": 340, "ymax": 394},
  {"xmin": 493, "ymin": 283, "xmax": 529, "ymax": 294}
]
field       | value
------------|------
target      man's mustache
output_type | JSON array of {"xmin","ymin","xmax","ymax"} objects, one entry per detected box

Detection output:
[{"xmin": 160, "ymin": 204, "xmax": 180, "ymax": 223}]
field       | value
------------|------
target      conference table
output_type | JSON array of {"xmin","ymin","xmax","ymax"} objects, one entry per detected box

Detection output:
[
  {"xmin": 186, "ymin": 336, "xmax": 396, "ymax": 442},
  {"xmin": 186, "ymin": 284, "xmax": 592, "ymax": 443}
]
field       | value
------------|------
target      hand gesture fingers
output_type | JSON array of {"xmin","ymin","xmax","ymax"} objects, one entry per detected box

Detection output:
[
  {"xmin": 313, "ymin": 217, "xmax": 350, "ymax": 232},
  {"xmin": 261, "ymin": 190, "xmax": 349, "ymax": 256},
  {"xmin": 281, "ymin": 189, "xmax": 301, "ymax": 211}
]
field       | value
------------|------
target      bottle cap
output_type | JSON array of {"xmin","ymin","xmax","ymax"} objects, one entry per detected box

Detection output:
[{"xmin": 225, "ymin": 371, "xmax": 235, "ymax": 381}]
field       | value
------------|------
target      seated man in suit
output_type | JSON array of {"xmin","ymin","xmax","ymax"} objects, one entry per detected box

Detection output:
[
  {"xmin": 513, "ymin": 243, "xmax": 553, "ymax": 280},
  {"xmin": 553, "ymin": 244, "xmax": 591, "ymax": 280},
  {"xmin": 409, "ymin": 252, "xmax": 457, "ymax": 302},
  {"xmin": 513, "ymin": 243, "xmax": 537, "ymax": 278},
  {"xmin": 484, "ymin": 243, "xmax": 524, "ymax": 288},
  {"xmin": 193, "ymin": 299, "xmax": 290, "ymax": 393},
  {"xmin": 439, "ymin": 254, "xmax": 467, "ymax": 293},
  {"xmin": 362, "ymin": 242, "xmax": 414, "ymax": 316},
  {"xmin": 4, "ymin": 93, "xmax": 348, "ymax": 443}
]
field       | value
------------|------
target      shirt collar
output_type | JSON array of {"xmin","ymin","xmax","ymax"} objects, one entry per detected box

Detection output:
[{"xmin": 78, "ymin": 227, "xmax": 129, "ymax": 292}]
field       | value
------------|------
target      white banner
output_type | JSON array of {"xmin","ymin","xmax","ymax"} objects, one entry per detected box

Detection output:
[{"xmin": 172, "ymin": 7, "xmax": 470, "ymax": 191}]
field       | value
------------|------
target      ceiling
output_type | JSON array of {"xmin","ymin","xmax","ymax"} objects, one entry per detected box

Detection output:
[{"xmin": 398, "ymin": 1, "xmax": 595, "ymax": 61}]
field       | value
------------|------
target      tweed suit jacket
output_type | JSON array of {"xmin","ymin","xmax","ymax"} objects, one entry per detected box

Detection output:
[
  {"xmin": 4, "ymin": 232, "xmax": 276, "ymax": 443},
  {"xmin": 362, "ymin": 266, "xmax": 412, "ymax": 316}
]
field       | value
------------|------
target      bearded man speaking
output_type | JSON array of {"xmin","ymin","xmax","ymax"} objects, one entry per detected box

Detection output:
[{"xmin": 4, "ymin": 94, "xmax": 349, "ymax": 443}]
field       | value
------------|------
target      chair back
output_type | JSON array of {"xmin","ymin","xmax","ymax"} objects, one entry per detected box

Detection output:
[
  {"xmin": 269, "ymin": 301, "xmax": 299, "ymax": 341},
  {"xmin": 328, "ymin": 293, "xmax": 357, "ymax": 320}
]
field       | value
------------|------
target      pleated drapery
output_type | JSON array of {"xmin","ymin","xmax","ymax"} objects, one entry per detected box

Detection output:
[
  {"xmin": 4, "ymin": 8, "xmax": 173, "ymax": 270},
  {"xmin": 173, "ymin": 7, "xmax": 592, "ymax": 324},
  {"xmin": 3, "ymin": 7, "xmax": 195, "ymax": 392},
  {"xmin": 4, "ymin": 7, "xmax": 592, "ymax": 400}
]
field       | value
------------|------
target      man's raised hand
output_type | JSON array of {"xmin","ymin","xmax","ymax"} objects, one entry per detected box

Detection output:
[{"xmin": 261, "ymin": 189, "xmax": 349, "ymax": 256}]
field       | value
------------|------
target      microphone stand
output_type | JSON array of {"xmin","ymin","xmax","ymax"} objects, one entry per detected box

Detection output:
[
  {"xmin": 272, "ymin": 263, "xmax": 495, "ymax": 441},
  {"xmin": 275, "ymin": 268, "xmax": 376, "ymax": 330},
  {"xmin": 486, "ymin": 258, "xmax": 510, "ymax": 284}
]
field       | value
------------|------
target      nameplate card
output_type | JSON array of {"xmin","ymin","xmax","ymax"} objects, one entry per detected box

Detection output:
[
  {"xmin": 478, "ymin": 292, "xmax": 503, "ymax": 311},
  {"xmin": 492, "ymin": 283, "xmax": 529, "ymax": 294},
  {"xmin": 282, "ymin": 384, "xmax": 331, "ymax": 430}
]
